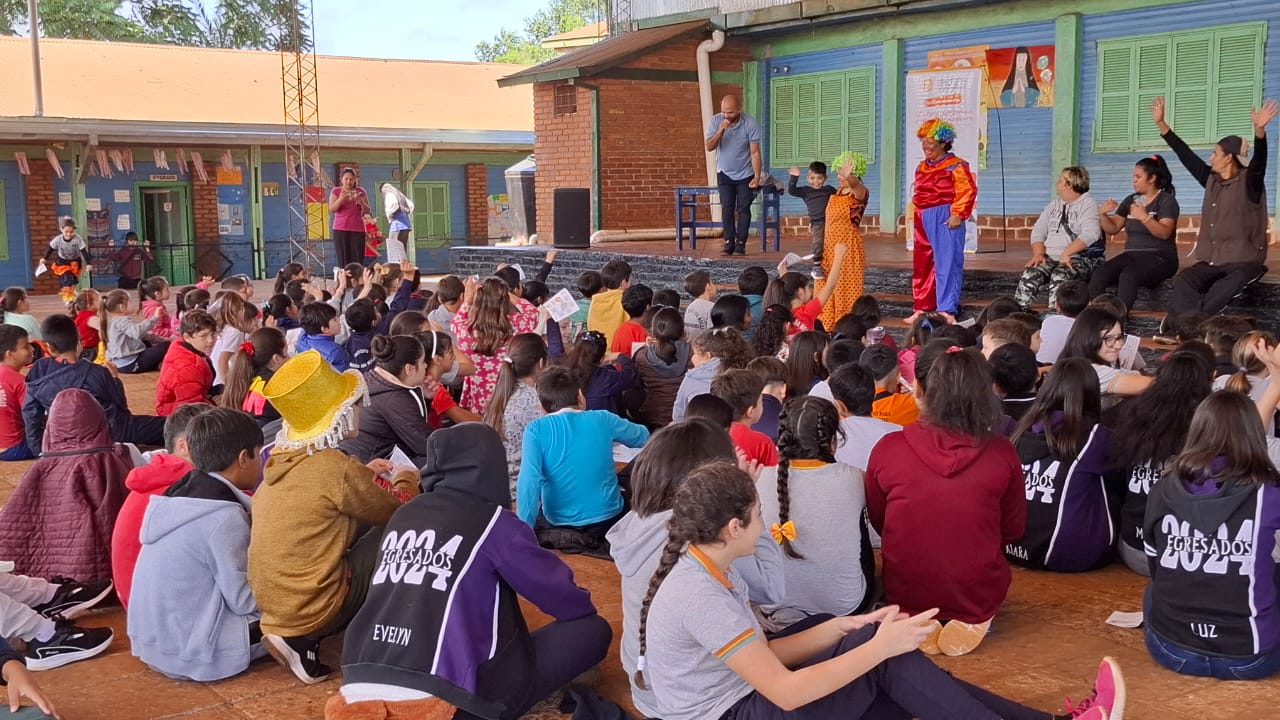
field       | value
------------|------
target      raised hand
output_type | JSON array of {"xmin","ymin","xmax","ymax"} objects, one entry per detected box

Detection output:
[
  {"xmin": 1252, "ymin": 99, "xmax": 1279, "ymax": 135},
  {"xmin": 1149, "ymin": 96, "xmax": 1166, "ymax": 125},
  {"xmin": 789, "ymin": 166, "xmax": 800, "ymax": 177},
  {"xmin": 1099, "ymin": 198, "xmax": 1119, "ymax": 215}
]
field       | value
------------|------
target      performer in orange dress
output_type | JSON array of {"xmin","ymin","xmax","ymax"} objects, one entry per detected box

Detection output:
[
  {"xmin": 818, "ymin": 152, "xmax": 869, "ymax": 331},
  {"xmin": 908, "ymin": 119, "xmax": 977, "ymax": 323}
]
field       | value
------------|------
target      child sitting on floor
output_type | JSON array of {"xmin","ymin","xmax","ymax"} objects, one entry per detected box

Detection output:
[
  {"xmin": 0, "ymin": 326, "xmax": 32, "ymax": 461},
  {"xmin": 517, "ymin": 366, "xmax": 649, "ymax": 547},
  {"xmin": 138, "ymin": 276, "xmax": 177, "ymax": 340},
  {"xmin": 111, "ymin": 403, "xmax": 205, "ymax": 608},
  {"xmin": 128, "ymin": 408, "xmax": 266, "ymax": 681},
  {"xmin": 612, "ymin": 284, "xmax": 653, "ymax": 354},
  {"xmin": 989, "ymin": 342, "xmax": 1041, "ymax": 421},
  {"xmin": 712, "ymin": 369, "xmax": 778, "ymax": 468},
  {"xmin": 296, "ymin": 301, "xmax": 349, "ymax": 372},
  {"xmin": 0, "ymin": 570, "xmax": 113, "ymax": 671},
  {"xmin": 859, "ymin": 344, "xmax": 919, "ymax": 426},
  {"xmin": 827, "ymin": 363, "xmax": 899, "ymax": 472},
  {"xmin": 220, "ymin": 327, "xmax": 289, "ymax": 431},
  {"xmin": 23, "ymin": 314, "xmax": 166, "ymax": 452},
  {"xmin": 671, "ymin": 327, "xmax": 754, "ymax": 421},
  {"xmin": 0, "ymin": 388, "xmax": 135, "ymax": 582},
  {"xmin": 327, "ymin": 423, "xmax": 612, "ymax": 720},
  {"xmin": 587, "ymin": 260, "xmax": 631, "ymax": 340},
  {"xmin": 759, "ymin": 395, "xmax": 872, "ymax": 627},
  {"xmin": 683, "ymin": 271, "xmax": 717, "ymax": 340},
  {"xmin": 737, "ymin": 266, "xmax": 768, "ymax": 338},
  {"xmin": 559, "ymin": 330, "xmax": 638, "ymax": 417},
  {"xmin": 249, "ymin": 350, "xmax": 419, "ymax": 684},
  {"xmin": 766, "ymin": 243, "xmax": 849, "ymax": 334},
  {"xmin": 1, "ymin": 287, "xmax": 41, "ymax": 342},
  {"xmin": 155, "ymin": 310, "xmax": 218, "ymax": 416},
  {"xmin": 631, "ymin": 307, "xmax": 691, "ymax": 429},
  {"xmin": 101, "ymin": 288, "xmax": 170, "ymax": 374}
]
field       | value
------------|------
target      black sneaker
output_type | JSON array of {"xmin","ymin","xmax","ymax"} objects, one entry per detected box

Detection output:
[
  {"xmin": 735, "ymin": 244, "xmax": 748, "ymax": 256},
  {"xmin": 25, "ymin": 620, "xmax": 114, "ymax": 670},
  {"xmin": 33, "ymin": 577, "xmax": 113, "ymax": 620},
  {"xmin": 721, "ymin": 244, "xmax": 735, "ymax": 256},
  {"xmin": 263, "ymin": 634, "xmax": 331, "ymax": 684}
]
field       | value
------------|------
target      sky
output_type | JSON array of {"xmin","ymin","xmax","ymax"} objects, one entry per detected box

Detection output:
[{"xmin": 311, "ymin": 0, "xmax": 560, "ymax": 62}]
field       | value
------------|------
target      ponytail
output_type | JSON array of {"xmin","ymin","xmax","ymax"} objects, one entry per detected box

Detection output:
[
  {"xmin": 138, "ymin": 276, "xmax": 168, "ymax": 304},
  {"xmin": 1226, "ymin": 331, "xmax": 1277, "ymax": 394},
  {"xmin": 99, "ymin": 289, "xmax": 130, "ymax": 350},
  {"xmin": 482, "ymin": 333, "xmax": 547, "ymax": 435},
  {"xmin": 649, "ymin": 307, "xmax": 683, "ymax": 364},
  {"xmin": 1136, "ymin": 154, "xmax": 1176, "ymax": 197},
  {"xmin": 274, "ymin": 262, "xmax": 304, "ymax": 295},
  {"xmin": 762, "ymin": 272, "xmax": 809, "ymax": 309},
  {"xmin": 752, "ymin": 304, "xmax": 792, "ymax": 359},
  {"xmin": 559, "ymin": 330, "xmax": 607, "ymax": 392},
  {"xmin": 220, "ymin": 327, "xmax": 286, "ymax": 411}
]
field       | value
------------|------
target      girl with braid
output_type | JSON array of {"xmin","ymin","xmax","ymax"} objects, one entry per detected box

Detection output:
[
  {"xmin": 636, "ymin": 461, "xmax": 1126, "ymax": 720},
  {"xmin": 758, "ymin": 395, "xmax": 872, "ymax": 629}
]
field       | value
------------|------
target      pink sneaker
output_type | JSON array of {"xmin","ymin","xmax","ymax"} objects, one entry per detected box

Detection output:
[{"xmin": 1065, "ymin": 657, "xmax": 1125, "ymax": 720}]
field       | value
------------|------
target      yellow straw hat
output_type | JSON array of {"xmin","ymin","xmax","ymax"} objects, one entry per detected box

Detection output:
[{"xmin": 262, "ymin": 350, "xmax": 367, "ymax": 452}]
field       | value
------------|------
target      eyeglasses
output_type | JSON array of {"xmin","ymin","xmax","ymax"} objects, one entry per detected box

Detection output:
[{"xmin": 1100, "ymin": 334, "xmax": 1126, "ymax": 347}]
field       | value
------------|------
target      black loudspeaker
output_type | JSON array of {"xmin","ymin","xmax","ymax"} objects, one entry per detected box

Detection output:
[{"xmin": 553, "ymin": 187, "xmax": 591, "ymax": 248}]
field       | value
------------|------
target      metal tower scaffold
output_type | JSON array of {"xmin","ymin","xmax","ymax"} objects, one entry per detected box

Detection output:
[
  {"xmin": 608, "ymin": 0, "xmax": 632, "ymax": 36},
  {"xmin": 281, "ymin": 0, "xmax": 324, "ymax": 273}
]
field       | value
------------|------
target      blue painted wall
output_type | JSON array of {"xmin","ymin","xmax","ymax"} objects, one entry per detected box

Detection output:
[
  {"xmin": 762, "ymin": 42, "xmax": 884, "ymax": 218},
  {"xmin": 1080, "ymin": 0, "xmax": 1280, "ymax": 215},
  {"xmin": 0, "ymin": 161, "xmax": 30, "ymax": 288},
  {"xmin": 901, "ymin": 20, "xmax": 1058, "ymax": 216}
]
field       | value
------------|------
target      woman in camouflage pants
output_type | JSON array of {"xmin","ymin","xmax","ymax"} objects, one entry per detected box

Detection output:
[{"xmin": 1014, "ymin": 167, "xmax": 1104, "ymax": 311}]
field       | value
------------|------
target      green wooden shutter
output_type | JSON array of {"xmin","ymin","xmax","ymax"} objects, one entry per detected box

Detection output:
[
  {"xmin": 1094, "ymin": 21, "xmax": 1265, "ymax": 152},
  {"xmin": 1211, "ymin": 24, "xmax": 1265, "ymax": 139},
  {"xmin": 412, "ymin": 182, "xmax": 450, "ymax": 249},
  {"xmin": 1170, "ymin": 33, "xmax": 1213, "ymax": 143},
  {"xmin": 846, "ymin": 67, "xmax": 876, "ymax": 160},
  {"xmin": 815, "ymin": 75, "xmax": 846, "ymax": 162},
  {"xmin": 1134, "ymin": 39, "xmax": 1171, "ymax": 145},
  {"xmin": 771, "ymin": 79, "xmax": 797, "ymax": 166},
  {"xmin": 1095, "ymin": 42, "xmax": 1135, "ymax": 150},
  {"xmin": 794, "ymin": 78, "xmax": 821, "ymax": 164}
]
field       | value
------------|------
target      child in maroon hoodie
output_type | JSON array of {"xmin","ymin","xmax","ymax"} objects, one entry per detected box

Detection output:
[
  {"xmin": 109, "ymin": 404, "xmax": 206, "ymax": 607},
  {"xmin": 865, "ymin": 344, "xmax": 1025, "ymax": 657}
]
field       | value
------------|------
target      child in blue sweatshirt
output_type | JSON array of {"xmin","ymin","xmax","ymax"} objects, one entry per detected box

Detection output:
[
  {"xmin": 342, "ymin": 299, "xmax": 378, "ymax": 372},
  {"xmin": 517, "ymin": 366, "xmax": 648, "ymax": 537},
  {"xmin": 127, "ymin": 408, "xmax": 266, "ymax": 681},
  {"xmin": 295, "ymin": 302, "xmax": 349, "ymax": 371}
]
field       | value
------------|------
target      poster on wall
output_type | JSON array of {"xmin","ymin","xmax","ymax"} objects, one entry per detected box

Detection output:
[
  {"xmin": 904, "ymin": 67, "xmax": 983, "ymax": 252},
  {"xmin": 926, "ymin": 46, "xmax": 991, "ymax": 169},
  {"xmin": 985, "ymin": 46, "xmax": 1055, "ymax": 108},
  {"xmin": 488, "ymin": 194, "xmax": 513, "ymax": 240}
]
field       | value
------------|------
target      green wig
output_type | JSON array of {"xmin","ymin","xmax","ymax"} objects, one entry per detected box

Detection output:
[{"xmin": 831, "ymin": 151, "xmax": 869, "ymax": 179}]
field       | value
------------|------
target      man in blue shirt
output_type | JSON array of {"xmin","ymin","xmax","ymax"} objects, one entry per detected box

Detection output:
[{"xmin": 705, "ymin": 95, "xmax": 763, "ymax": 256}]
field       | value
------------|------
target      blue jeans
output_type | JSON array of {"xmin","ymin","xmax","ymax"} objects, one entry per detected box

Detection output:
[
  {"xmin": 717, "ymin": 171, "xmax": 755, "ymax": 249},
  {"xmin": 1144, "ymin": 588, "xmax": 1280, "ymax": 680},
  {"xmin": 0, "ymin": 443, "xmax": 34, "ymax": 461}
]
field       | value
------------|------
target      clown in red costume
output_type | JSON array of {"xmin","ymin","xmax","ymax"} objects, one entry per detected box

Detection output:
[{"xmin": 907, "ymin": 119, "xmax": 977, "ymax": 323}]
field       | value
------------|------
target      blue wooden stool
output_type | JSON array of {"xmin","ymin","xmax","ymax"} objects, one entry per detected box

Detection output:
[{"xmin": 675, "ymin": 186, "xmax": 782, "ymax": 252}]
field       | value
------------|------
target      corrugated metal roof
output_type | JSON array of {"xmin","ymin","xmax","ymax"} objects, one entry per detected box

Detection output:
[
  {"xmin": 0, "ymin": 37, "xmax": 533, "ymax": 135},
  {"xmin": 498, "ymin": 19, "xmax": 710, "ymax": 86}
]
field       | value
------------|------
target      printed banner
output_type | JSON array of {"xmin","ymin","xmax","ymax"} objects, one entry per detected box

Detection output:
[
  {"xmin": 986, "ymin": 46, "xmax": 1055, "ymax": 108},
  {"xmin": 926, "ymin": 46, "xmax": 991, "ymax": 169},
  {"xmin": 905, "ymin": 68, "xmax": 983, "ymax": 252}
]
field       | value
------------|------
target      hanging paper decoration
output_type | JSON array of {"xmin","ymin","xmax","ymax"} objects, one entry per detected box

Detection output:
[
  {"xmin": 220, "ymin": 150, "xmax": 235, "ymax": 172},
  {"xmin": 153, "ymin": 149, "xmax": 169, "ymax": 170},
  {"xmin": 96, "ymin": 149, "xmax": 113, "ymax": 178},
  {"xmin": 176, "ymin": 148, "xmax": 189, "ymax": 175},
  {"xmin": 14, "ymin": 152, "xmax": 29, "ymax": 175},
  {"xmin": 285, "ymin": 153, "xmax": 298, "ymax": 182},
  {"xmin": 123, "ymin": 149, "xmax": 135, "ymax": 174},
  {"xmin": 108, "ymin": 150, "xmax": 125, "ymax": 173},
  {"xmin": 189, "ymin": 151, "xmax": 209, "ymax": 183},
  {"xmin": 310, "ymin": 151, "xmax": 331, "ymax": 187},
  {"xmin": 46, "ymin": 148, "xmax": 64, "ymax": 179}
]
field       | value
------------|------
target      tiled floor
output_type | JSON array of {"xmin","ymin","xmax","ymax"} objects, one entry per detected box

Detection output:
[{"xmin": 6, "ymin": 278, "xmax": 1280, "ymax": 719}]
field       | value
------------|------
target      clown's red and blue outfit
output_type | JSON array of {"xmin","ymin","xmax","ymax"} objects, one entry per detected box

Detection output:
[{"xmin": 911, "ymin": 154, "xmax": 977, "ymax": 315}]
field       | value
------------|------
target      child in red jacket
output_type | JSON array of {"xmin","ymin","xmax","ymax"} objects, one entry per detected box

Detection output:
[
  {"xmin": 109, "ymin": 404, "xmax": 206, "ymax": 607},
  {"xmin": 865, "ymin": 345, "xmax": 1025, "ymax": 657},
  {"xmin": 155, "ymin": 310, "xmax": 218, "ymax": 416}
]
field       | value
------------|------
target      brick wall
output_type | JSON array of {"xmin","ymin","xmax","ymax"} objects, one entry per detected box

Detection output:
[
  {"xmin": 190, "ymin": 163, "xmax": 222, "ymax": 277},
  {"xmin": 464, "ymin": 164, "xmax": 489, "ymax": 245},
  {"xmin": 24, "ymin": 166, "xmax": 58, "ymax": 294},
  {"xmin": 532, "ymin": 33, "xmax": 752, "ymax": 241}
]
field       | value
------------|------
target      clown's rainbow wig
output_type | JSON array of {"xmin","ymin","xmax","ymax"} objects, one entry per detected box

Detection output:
[{"xmin": 916, "ymin": 118, "xmax": 957, "ymax": 145}]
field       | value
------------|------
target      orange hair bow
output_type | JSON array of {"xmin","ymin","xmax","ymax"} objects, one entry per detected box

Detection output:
[{"xmin": 770, "ymin": 520, "xmax": 796, "ymax": 544}]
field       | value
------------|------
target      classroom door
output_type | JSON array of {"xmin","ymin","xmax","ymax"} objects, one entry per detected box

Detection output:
[
  {"xmin": 412, "ymin": 182, "xmax": 451, "ymax": 273},
  {"xmin": 138, "ymin": 184, "xmax": 193, "ymax": 285}
]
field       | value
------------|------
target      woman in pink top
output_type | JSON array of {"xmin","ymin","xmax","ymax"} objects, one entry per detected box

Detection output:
[{"xmin": 330, "ymin": 168, "xmax": 370, "ymax": 267}]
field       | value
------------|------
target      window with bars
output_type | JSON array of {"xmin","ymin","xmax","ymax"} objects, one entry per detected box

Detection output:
[
  {"xmin": 770, "ymin": 66, "xmax": 876, "ymax": 168},
  {"xmin": 1094, "ymin": 21, "xmax": 1265, "ymax": 152},
  {"xmin": 554, "ymin": 84, "xmax": 578, "ymax": 116}
]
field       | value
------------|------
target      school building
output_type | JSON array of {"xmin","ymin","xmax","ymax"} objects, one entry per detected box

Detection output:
[
  {"xmin": 499, "ymin": 0, "xmax": 1280, "ymax": 248},
  {"xmin": 0, "ymin": 37, "xmax": 533, "ymax": 294}
]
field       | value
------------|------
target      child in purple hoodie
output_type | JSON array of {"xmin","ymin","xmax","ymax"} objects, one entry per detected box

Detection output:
[{"xmin": 330, "ymin": 422, "xmax": 611, "ymax": 718}]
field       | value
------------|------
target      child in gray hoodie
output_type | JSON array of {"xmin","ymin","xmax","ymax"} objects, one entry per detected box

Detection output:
[
  {"xmin": 607, "ymin": 419, "xmax": 786, "ymax": 718},
  {"xmin": 127, "ymin": 408, "xmax": 265, "ymax": 681}
]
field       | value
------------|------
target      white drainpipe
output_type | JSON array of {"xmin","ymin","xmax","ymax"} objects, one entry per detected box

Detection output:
[
  {"xmin": 590, "ymin": 227, "xmax": 720, "ymax": 245},
  {"xmin": 697, "ymin": 29, "xmax": 726, "ymax": 223}
]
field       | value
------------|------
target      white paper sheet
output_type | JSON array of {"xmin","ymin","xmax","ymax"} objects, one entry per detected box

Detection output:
[
  {"xmin": 389, "ymin": 445, "xmax": 416, "ymax": 471},
  {"xmin": 545, "ymin": 288, "xmax": 579, "ymax": 323},
  {"xmin": 612, "ymin": 443, "xmax": 643, "ymax": 463},
  {"xmin": 1105, "ymin": 610, "xmax": 1144, "ymax": 629}
]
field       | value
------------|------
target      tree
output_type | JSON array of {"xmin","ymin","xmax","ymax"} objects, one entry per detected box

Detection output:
[
  {"xmin": 475, "ymin": 0, "xmax": 605, "ymax": 65},
  {"xmin": 0, "ymin": 0, "xmax": 309, "ymax": 51}
]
